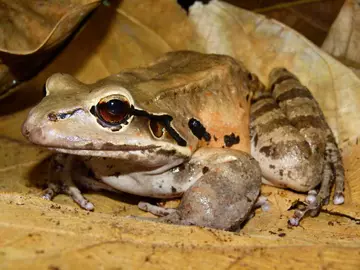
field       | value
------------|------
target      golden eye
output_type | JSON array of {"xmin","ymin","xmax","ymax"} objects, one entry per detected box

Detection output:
[
  {"xmin": 95, "ymin": 95, "xmax": 131, "ymax": 126},
  {"xmin": 149, "ymin": 119, "xmax": 165, "ymax": 138}
]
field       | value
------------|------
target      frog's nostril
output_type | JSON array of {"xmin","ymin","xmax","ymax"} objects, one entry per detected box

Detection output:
[
  {"xmin": 28, "ymin": 127, "xmax": 44, "ymax": 143},
  {"xmin": 21, "ymin": 122, "xmax": 31, "ymax": 138},
  {"xmin": 21, "ymin": 121, "xmax": 44, "ymax": 144}
]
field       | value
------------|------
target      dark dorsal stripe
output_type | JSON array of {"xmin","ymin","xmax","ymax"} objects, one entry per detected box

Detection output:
[
  {"xmin": 130, "ymin": 107, "xmax": 187, "ymax": 146},
  {"xmin": 275, "ymin": 87, "xmax": 314, "ymax": 103},
  {"xmin": 92, "ymin": 104, "xmax": 187, "ymax": 147}
]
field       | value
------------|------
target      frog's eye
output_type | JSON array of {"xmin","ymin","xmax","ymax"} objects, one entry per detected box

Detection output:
[{"xmin": 94, "ymin": 95, "xmax": 131, "ymax": 126}]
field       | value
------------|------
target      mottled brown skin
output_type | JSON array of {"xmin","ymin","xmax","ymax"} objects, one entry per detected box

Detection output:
[
  {"xmin": 150, "ymin": 149, "xmax": 262, "ymax": 231},
  {"xmin": 250, "ymin": 68, "xmax": 345, "ymax": 225},
  {"xmin": 22, "ymin": 51, "xmax": 262, "ymax": 231},
  {"xmin": 22, "ymin": 51, "xmax": 344, "ymax": 229}
]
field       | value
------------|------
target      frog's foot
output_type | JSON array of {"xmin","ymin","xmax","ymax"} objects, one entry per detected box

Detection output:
[
  {"xmin": 138, "ymin": 201, "xmax": 176, "ymax": 217},
  {"xmin": 254, "ymin": 195, "xmax": 270, "ymax": 212},
  {"xmin": 43, "ymin": 183, "xmax": 94, "ymax": 211},
  {"xmin": 288, "ymin": 163, "xmax": 334, "ymax": 226},
  {"xmin": 43, "ymin": 154, "xmax": 116, "ymax": 211}
]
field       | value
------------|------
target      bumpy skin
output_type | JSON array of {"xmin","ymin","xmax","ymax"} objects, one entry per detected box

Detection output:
[
  {"xmin": 22, "ymin": 51, "xmax": 261, "ymax": 231},
  {"xmin": 141, "ymin": 149, "xmax": 261, "ymax": 231},
  {"xmin": 250, "ymin": 68, "xmax": 345, "ymax": 225},
  {"xmin": 22, "ymin": 51, "xmax": 344, "ymax": 229}
]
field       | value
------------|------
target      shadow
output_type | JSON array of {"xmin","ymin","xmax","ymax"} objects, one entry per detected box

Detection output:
[
  {"xmin": 0, "ymin": 0, "xmax": 122, "ymax": 116},
  {"xmin": 27, "ymin": 154, "xmax": 161, "ymax": 208}
]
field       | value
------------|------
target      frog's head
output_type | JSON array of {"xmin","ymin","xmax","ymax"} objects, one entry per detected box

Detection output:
[{"xmin": 22, "ymin": 73, "xmax": 191, "ymax": 166}]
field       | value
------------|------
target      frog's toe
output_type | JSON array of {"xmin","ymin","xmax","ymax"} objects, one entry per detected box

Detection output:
[
  {"xmin": 254, "ymin": 195, "xmax": 270, "ymax": 212},
  {"xmin": 305, "ymin": 190, "xmax": 317, "ymax": 204},
  {"xmin": 288, "ymin": 196, "xmax": 324, "ymax": 226},
  {"xmin": 138, "ymin": 201, "xmax": 176, "ymax": 217},
  {"xmin": 42, "ymin": 183, "xmax": 60, "ymax": 201},
  {"xmin": 333, "ymin": 192, "xmax": 345, "ymax": 205},
  {"xmin": 66, "ymin": 186, "xmax": 94, "ymax": 211}
]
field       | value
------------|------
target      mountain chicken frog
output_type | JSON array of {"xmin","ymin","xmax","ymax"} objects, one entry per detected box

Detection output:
[{"xmin": 22, "ymin": 51, "xmax": 344, "ymax": 230}]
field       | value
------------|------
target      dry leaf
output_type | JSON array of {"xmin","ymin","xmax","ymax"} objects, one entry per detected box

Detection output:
[
  {"xmin": 236, "ymin": 0, "xmax": 345, "ymax": 47},
  {"xmin": 1, "ymin": 0, "xmax": 360, "ymax": 268},
  {"xmin": 322, "ymin": 0, "xmax": 360, "ymax": 74},
  {"xmin": 0, "ymin": 0, "xmax": 101, "ymax": 98}
]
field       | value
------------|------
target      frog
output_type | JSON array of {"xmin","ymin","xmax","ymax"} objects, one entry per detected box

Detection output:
[{"xmin": 21, "ymin": 51, "xmax": 344, "ymax": 230}]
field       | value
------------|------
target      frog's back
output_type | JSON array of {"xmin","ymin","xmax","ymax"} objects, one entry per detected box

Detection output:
[{"xmin": 99, "ymin": 51, "xmax": 257, "ymax": 152}]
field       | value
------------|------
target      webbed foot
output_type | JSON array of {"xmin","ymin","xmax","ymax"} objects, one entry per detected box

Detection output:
[{"xmin": 288, "ymin": 162, "xmax": 343, "ymax": 226}]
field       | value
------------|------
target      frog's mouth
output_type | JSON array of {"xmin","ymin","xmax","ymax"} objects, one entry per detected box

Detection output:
[
  {"xmin": 47, "ymin": 144, "xmax": 160, "ymax": 156},
  {"xmin": 47, "ymin": 144, "xmax": 187, "ymax": 160}
]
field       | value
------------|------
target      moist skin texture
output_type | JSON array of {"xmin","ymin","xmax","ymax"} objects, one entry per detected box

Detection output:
[{"xmin": 22, "ymin": 51, "xmax": 344, "ymax": 230}]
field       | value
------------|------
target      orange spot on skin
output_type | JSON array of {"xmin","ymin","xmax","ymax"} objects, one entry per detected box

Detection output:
[
  {"xmin": 189, "ymin": 145, "xmax": 193, "ymax": 151},
  {"xmin": 136, "ymin": 132, "xmax": 141, "ymax": 137},
  {"xmin": 205, "ymin": 92, "xmax": 212, "ymax": 96}
]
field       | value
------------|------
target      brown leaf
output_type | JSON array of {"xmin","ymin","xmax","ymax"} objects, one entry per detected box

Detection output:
[
  {"xmin": 322, "ymin": 0, "xmax": 360, "ymax": 71},
  {"xmin": 0, "ymin": 0, "xmax": 101, "ymax": 98},
  {"xmin": 231, "ymin": 0, "xmax": 345, "ymax": 46}
]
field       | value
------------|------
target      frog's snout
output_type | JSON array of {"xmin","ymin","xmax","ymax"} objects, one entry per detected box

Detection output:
[{"xmin": 22, "ymin": 115, "xmax": 45, "ymax": 145}]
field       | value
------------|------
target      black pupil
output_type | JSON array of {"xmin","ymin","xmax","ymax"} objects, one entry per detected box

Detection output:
[{"xmin": 106, "ymin": 99, "xmax": 129, "ymax": 115}]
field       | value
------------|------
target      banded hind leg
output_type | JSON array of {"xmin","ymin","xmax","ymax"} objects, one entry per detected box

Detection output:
[
  {"xmin": 251, "ymin": 68, "xmax": 345, "ymax": 225},
  {"xmin": 270, "ymin": 68, "xmax": 345, "ymax": 225}
]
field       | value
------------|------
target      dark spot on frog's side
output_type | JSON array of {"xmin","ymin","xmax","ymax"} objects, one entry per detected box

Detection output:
[
  {"xmin": 202, "ymin": 166, "xmax": 209, "ymax": 174},
  {"xmin": 269, "ymin": 164, "xmax": 275, "ymax": 169},
  {"xmin": 279, "ymin": 169, "xmax": 284, "ymax": 177},
  {"xmin": 171, "ymin": 186, "xmax": 177, "ymax": 193},
  {"xmin": 188, "ymin": 118, "xmax": 211, "ymax": 142},
  {"xmin": 224, "ymin": 133, "xmax": 240, "ymax": 147}
]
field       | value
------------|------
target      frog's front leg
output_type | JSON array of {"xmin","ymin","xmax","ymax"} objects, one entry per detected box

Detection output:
[
  {"xmin": 139, "ymin": 148, "xmax": 262, "ymax": 231},
  {"xmin": 43, "ymin": 153, "xmax": 118, "ymax": 210},
  {"xmin": 250, "ymin": 68, "xmax": 345, "ymax": 225}
]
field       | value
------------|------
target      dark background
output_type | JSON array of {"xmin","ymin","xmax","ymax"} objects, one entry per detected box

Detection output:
[{"xmin": 178, "ymin": 0, "xmax": 345, "ymax": 46}]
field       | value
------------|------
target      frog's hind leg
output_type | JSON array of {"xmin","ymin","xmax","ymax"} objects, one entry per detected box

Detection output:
[
  {"xmin": 267, "ymin": 68, "xmax": 345, "ymax": 225},
  {"xmin": 325, "ymin": 136, "xmax": 345, "ymax": 205}
]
